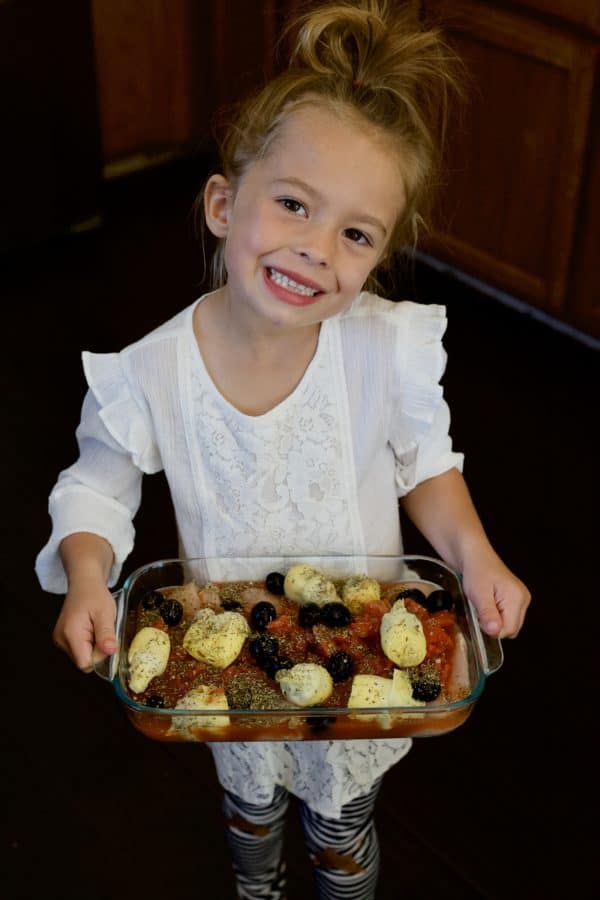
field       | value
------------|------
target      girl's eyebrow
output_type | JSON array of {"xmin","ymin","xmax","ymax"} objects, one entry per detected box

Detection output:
[{"xmin": 272, "ymin": 176, "xmax": 388, "ymax": 237}]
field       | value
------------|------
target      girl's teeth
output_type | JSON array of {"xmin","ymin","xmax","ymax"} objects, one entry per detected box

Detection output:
[{"xmin": 269, "ymin": 268, "xmax": 318, "ymax": 296}]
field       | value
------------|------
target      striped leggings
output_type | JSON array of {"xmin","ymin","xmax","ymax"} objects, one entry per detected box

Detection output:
[{"xmin": 222, "ymin": 777, "xmax": 382, "ymax": 899}]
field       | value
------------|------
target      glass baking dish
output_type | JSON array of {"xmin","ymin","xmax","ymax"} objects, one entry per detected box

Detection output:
[{"xmin": 94, "ymin": 555, "xmax": 502, "ymax": 742}]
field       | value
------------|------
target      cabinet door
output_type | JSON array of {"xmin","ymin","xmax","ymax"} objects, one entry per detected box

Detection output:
[
  {"xmin": 91, "ymin": 0, "xmax": 208, "ymax": 168},
  {"xmin": 210, "ymin": 0, "xmax": 280, "ymax": 109},
  {"xmin": 568, "ymin": 77, "xmax": 600, "ymax": 337},
  {"xmin": 511, "ymin": 0, "xmax": 600, "ymax": 35},
  {"xmin": 423, "ymin": 1, "xmax": 597, "ymax": 317},
  {"xmin": 91, "ymin": 0, "xmax": 282, "ymax": 169}
]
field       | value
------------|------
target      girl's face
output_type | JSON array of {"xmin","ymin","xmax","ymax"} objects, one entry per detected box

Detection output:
[{"xmin": 204, "ymin": 105, "xmax": 405, "ymax": 334}]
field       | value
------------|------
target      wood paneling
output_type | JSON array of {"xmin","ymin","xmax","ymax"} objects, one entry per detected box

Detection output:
[
  {"xmin": 210, "ymin": 0, "xmax": 279, "ymax": 109},
  {"xmin": 568, "ymin": 72, "xmax": 600, "ymax": 334},
  {"xmin": 423, "ymin": 1, "xmax": 597, "ymax": 319},
  {"xmin": 90, "ymin": 0, "xmax": 206, "ymax": 164},
  {"xmin": 511, "ymin": 0, "xmax": 600, "ymax": 35},
  {"xmin": 90, "ymin": 0, "xmax": 283, "ymax": 167}
]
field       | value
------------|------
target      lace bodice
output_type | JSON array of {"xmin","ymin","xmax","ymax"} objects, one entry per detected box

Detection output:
[{"xmin": 188, "ymin": 318, "xmax": 364, "ymax": 560}]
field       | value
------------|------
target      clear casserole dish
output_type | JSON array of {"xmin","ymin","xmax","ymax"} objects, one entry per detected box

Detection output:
[{"xmin": 94, "ymin": 555, "xmax": 502, "ymax": 742}]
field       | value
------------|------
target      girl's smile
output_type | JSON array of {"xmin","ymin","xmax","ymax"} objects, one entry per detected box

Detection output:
[
  {"xmin": 204, "ymin": 104, "xmax": 406, "ymax": 337},
  {"xmin": 263, "ymin": 265, "xmax": 325, "ymax": 306}
]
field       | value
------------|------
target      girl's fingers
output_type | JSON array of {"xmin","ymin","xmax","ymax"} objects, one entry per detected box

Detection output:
[
  {"xmin": 92, "ymin": 595, "xmax": 118, "ymax": 655},
  {"xmin": 93, "ymin": 619, "xmax": 117, "ymax": 656},
  {"xmin": 53, "ymin": 617, "xmax": 94, "ymax": 671},
  {"xmin": 52, "ymin": 590, "xmax": 117, "ymax": 671},
  {"xmin": 466, "ymin": 562, "xmax": 531, "ymax": 640},
  {"xmin": 469, "ymin": 584, "xmax": 503, "ymax": 636},
  {"xmin": 496, "ymin": 583, "xmax": 531, "ymax": 638},
  {"xmin": 481, "ymin": 610, "xmax": 502, "ymax": 636},
  {"xmin": 65, "ymin": 631, "xmax": 95, "ymax": 672}
]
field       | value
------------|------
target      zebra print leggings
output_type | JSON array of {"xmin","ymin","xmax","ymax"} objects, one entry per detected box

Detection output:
[{"xmin": 222, "ymin": 777, "xmax": 382, "ymax": 899}]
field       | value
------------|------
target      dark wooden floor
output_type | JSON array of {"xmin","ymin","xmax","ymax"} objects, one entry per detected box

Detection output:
[{"xmin": 2, "ymin": 159, "xmax": 597, "ymax": 899}]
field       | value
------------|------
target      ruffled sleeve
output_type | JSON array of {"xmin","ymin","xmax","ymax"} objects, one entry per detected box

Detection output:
[
  {"xmin": 82, "ymin": 351, "xmax": 162, "ymax": 475},
  {"xmin": 35, "ymin": 351, "xmax": 163, "ymax": 593},
  {"xmin": 390, "ymin": 302, "xmax": 464, "ymax": 495}
]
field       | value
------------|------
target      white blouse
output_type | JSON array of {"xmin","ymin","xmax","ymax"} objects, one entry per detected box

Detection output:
[{"xmin": 36, "ymin": 291, "xmax": 463, "ymax": 818}]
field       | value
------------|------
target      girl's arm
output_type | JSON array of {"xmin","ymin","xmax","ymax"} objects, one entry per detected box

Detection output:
[
  {"xmin": 53, "ymin": 532, "xmax": 118, "ymax": 671},
  {"xmin": 400, "ymin": 467, "xmax": 530, "ymax": 637}
]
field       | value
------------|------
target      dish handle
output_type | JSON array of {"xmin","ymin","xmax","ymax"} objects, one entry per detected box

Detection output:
[
  {"xmin": 92, "ymin": 589, "xmax": 125, "ymax": 682},
  {"xmin": 465, "ymin": 597, "xmax": 504, "ymax": 676}
]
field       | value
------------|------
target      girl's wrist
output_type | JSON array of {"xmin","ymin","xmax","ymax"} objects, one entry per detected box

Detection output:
[
  {"xmin": 59, "ymin": 533, "xmax": 114, "ymax": 587},
  {"xmin": 67, "ymin": 569, "xmax": 109, "ymax": 591},
  {"xmin": 451, "ymin": 532, "xmax": 498, "ymax": 574}
]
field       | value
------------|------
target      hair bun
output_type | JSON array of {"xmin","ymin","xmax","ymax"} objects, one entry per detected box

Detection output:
[{"xmin": 291, "ymin": 0, "xmax": 390, "ymax": 84}]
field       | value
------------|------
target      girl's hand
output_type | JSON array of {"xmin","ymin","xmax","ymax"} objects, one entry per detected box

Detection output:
[
  {"xmin": 53, "ymin": 577, "xmax": 117, "ymax": 672},
  {"xmin": 462, "ymin": 551, "xmax": 531, "ymax": 639},
  {"xmin": 399, "ymin": 470, "xmax": 530, "ymax": 637}
]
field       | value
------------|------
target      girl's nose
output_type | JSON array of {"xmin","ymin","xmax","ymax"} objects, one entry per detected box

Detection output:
[
  {"xmin": 294, "ymin": 248, "xmax": 329, "ymax": 267},
  {"xmin": 292, "ymin": 228, "xmax": 334, "ymax": 267}
]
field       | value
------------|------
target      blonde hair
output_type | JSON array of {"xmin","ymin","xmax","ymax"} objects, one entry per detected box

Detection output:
[{"xmin": 201, "ymin": 0, "xmax": 464, "ymax": 290}]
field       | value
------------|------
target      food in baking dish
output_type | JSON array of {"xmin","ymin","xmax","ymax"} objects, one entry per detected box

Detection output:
[{"xmin": 125, "ymin": 564, "xmax": 462, "ymax": 724}]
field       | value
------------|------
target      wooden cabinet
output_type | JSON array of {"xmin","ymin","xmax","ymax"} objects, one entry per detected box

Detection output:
[
  {"xmin": 423, "ymin": 1, "xmax": 600, "ymax": 337},
  {"xmin": 204, "ymin": 0, "xmax": 281, "ymax": 109},
  {"xmin": 90, "ymin": 0, "xmax": 209, "ymax": 170},
  {"xmin": 569, "ymin": 75, "xmax": 600, "ymax": 335},
  {"xmin": 511, "ymin": 0, "xmax": 600, "ymax": 34},
  {"xmin": 90, "ymin": 0, "xmax": 285, "ymax": 172}
]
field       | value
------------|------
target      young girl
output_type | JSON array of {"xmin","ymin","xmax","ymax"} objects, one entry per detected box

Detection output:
[{"xmin": 36, "ymin": 1, "xmax": 530, "ymax": 897}]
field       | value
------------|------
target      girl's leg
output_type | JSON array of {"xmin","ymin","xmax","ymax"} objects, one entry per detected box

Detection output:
[
  {"xmin": 222, "ymin": 786, "xmax": 289, "ymax": 900},
  {"xmin": 299, "ymin": 777, "xmax": 382, "ymax": 900}
]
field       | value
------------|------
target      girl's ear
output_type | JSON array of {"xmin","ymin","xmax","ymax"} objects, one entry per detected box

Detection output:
[{"xmin": 204, "ymin": 174, "xmax": 233, "ymax": 238}]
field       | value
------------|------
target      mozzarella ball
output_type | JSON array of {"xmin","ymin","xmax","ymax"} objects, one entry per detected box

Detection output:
[
  {"xmin": 284, "ymin": 565, "xmax": 339, "ymax": 606},
  {"xmin": 169, "ymin": 685, "xmax": 231, "ymax": 735},
  {"xmin": 341, "ymin": 575, "xmax": 380, "ymax": 614},
  {"xmin": 380, "ymin": 600, "xmax": 427, "ymax": 667},
  {"xmin": 276, "ymin": 663, "xmax": 333, "ymax": 707},
  {"xmin": 127, "ymin": 627, "xmax": 171, "ymax": 693},
  {"xmin": 183, "ymin": 608, "xmax": 249, "ymax": 668},
  {"xmin": 347, "ymin": 674, "xmax": 392, "ymax": 708}
]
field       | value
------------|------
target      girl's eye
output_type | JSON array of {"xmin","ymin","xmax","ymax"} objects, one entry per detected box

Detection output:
[
  {"xmin": 278, "ymin": 198, "xmax": 307, "ymax": 217},
  {"xmin": 344, "ymin": 228, "xmax": 371, "ymax": 246}
]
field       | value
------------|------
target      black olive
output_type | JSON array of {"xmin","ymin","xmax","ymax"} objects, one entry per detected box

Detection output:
[
  {"xmin": 159, "ymin": 598, "xmax": 183, "ymax": 627},
  {"xmin": 145, "ymin": 694, "xmax": 166, "ymax": 708},
  {"xmin": 306, "ymin": 715, "xmax": 337, "ymax": 733},
  {"xmin": 411, "ymin": 679, "xmax": 441, "ymax": 702},
  {"xmin": 266, "ymin": 572, "xmax": 285, "ymax": 595},
  {"xmin": 142, "ymin": 589, "xmax": 164, "ymax": 611},
  {"xmin": 249, "ymin": 634, "xmax": 279, "ymax": 666},
  {"xmin": 395, "ymin": 587, "xmax": 427, "ymax": 606},
  {"xmin": 250, "ymin": 601, "xmax": 277, "ymax": 631},
  {"xmin": 265, "ymin": 655, "xmax": 294, "ymax": 679},
  {"xmin": 321, "ymin": 602, "xmax": 351, "ymax": 628},
  {"xmin": 423, "ymin": 589, "xmax": 453, "ymax": 613},
  {"xmin": 298, "ymin": 603, "xmax": 322, "ymax": 628},
  {"xmin": 326, "ymin": 651, "xmax": 354, "ymax": 682},
  {"xmin": 221, "ymin": 598, "xmax": 242, "ymax": 611}
]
